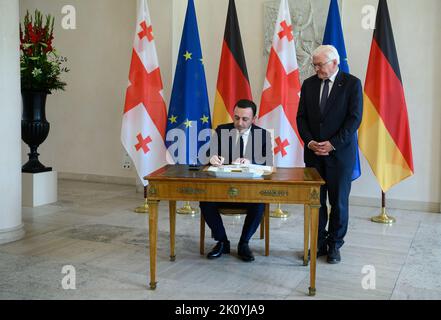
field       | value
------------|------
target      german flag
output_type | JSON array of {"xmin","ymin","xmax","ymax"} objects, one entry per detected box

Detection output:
[
  {"xmin": 358, "ymin": 0, "xmax": 414, "ymax": 192},
  {"xmin": 212, "ymin": 0, "xmax": 252, "ymax": 128}
]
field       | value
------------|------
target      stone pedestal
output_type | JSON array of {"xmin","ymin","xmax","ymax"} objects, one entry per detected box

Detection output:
[{"xmin": 22, "ymin": 171, "xmax": 58, "ymax": 207}]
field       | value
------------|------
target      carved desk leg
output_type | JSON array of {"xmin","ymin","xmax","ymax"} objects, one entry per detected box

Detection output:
[
  {"xmin": 303, "ymin": 204, "xmax": 310, "ymax": 266},
  {"xmin": 308, "ymin": 204, "xmax": 320, "ymax": 297},
  {"xmin": 169, "ymin": 200, "xmax": 176, "ymax": 262},
  {"xmin": 148, "ymin": 199, "xmax": 159, "ymax": 290}
]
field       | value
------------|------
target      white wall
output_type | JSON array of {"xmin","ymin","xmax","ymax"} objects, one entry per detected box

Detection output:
[
  {"xmin": 18, "ymin": 0, "xmax": 441, "ymax": 210},
  {"xmin": 342, "ymin": 0, "xmax": 441, "ymax": 208},
  {"xmin": 19, "ymin": 0, "xmax": 173, "ymax": 181},
  {"xmin": 172, "ymin": 0, "xmax": 441, "ymax": 210}
]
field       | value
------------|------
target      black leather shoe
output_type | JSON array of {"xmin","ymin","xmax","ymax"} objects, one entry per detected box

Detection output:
[
  {"xmin": 207, "ymin": 241, "xmax": 230, "ymax": 259},
  {"xmin": 327, "ymin": 245, "xmax": 341, "ymax": 264},
  {"xmin": 237, "ymin": 243, "xmax": 255, "ymax": 262},
  {"xmin": 307, "ymin": 243, "xmax": 328, "ymax": 260}
]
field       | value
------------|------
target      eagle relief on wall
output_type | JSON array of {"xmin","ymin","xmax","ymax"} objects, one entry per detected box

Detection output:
[{"xmin": 263, "ymin": 0, "xmax": 342, "ymax": 83}]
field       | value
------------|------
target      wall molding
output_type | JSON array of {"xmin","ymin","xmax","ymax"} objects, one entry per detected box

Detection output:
[
  {"xmin": 350, "ymin": 196, "xmax": 440, "ymax": 214},
  {"xmin": 58, "ymin": 172, "xmax": 136, "ymax": 187}
]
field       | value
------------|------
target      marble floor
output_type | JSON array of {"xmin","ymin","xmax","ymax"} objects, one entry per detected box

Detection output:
[{"xmin": 1, "ymin": 179, "xmax": 441, "ymax": 300}]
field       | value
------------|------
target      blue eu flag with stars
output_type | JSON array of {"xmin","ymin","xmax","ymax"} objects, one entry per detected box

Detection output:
[
  {"xmin": 323, "ymin": 0, "xmax": 361, "ymax": 181},
  {"xmin": 166, "ymin": 0, "xmax": 211, "ymax": 165}
]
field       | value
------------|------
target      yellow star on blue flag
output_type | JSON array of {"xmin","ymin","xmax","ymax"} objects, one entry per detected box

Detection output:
[
  {"xmin": 184, "ymin": 119, "xmax": 192, "ymax": 128},
  {"xmin": 169, "ymin": 115, "xmax": 177, "ymax": 124},
  {"xmin": 183, "ymin": 51, "xmax": 192, "ymax": 61},
  {"xmin": 200, "ymin": 115, "xmax": 209, "ymax": 124}
]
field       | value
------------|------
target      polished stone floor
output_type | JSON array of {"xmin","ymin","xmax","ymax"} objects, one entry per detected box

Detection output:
[{"xmin": 1, "ymin": 179, "xmax": 440, "ymax": 300}]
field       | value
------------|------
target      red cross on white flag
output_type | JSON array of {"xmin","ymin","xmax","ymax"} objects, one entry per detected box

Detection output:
[
  {"xmin": 257, "ymin": 0, "xmax": 303, "ymax": 168},
  {"xmin": 121, "ymin": 0, "xmax": 169, "ymax": 186}
]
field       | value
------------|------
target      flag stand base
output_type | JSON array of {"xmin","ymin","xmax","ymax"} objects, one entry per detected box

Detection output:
[
  {"xmin": 270, "ymin": 203, "xmax": 289, "ymax": 218},
  {"xmin": 371, "ymin": 207, "xmax": 395, "ymax": 224},
  {"xmin": 177, "ymin": 201, "xmax": 198, "ymax": 216},
  {"xmin": 134, "ymin": 198, "xmax": 149, "ymax": 214}
]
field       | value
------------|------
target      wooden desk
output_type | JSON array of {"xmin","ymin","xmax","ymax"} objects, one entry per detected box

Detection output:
[{"xmin": 144, "ymin": 165, "xmax": 324, "ymax": 296}]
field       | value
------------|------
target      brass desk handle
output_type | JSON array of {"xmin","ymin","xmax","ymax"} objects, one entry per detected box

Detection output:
[
  {"xmin": 228, "ymin": 187, "xmax": 239, "ymax": 197},
  {"xmin": 148, "ymin": 186, "xmax": 157, "ymax": 196}
]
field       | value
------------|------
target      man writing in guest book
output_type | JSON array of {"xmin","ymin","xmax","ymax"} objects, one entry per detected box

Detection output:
[{"xmin": 199, "ymin": 99, "xmax": 273, "ymax": 262}]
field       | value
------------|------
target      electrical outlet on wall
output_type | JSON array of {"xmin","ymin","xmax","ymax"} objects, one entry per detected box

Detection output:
[{"xmin": 122, "ymin": 153, "xmax": 132, "ymax": 170}]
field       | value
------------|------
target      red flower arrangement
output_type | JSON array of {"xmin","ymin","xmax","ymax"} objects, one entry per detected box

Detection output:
[{"xmin": 20, "ymin": 10, "xmax": 68, "ymax": 92}]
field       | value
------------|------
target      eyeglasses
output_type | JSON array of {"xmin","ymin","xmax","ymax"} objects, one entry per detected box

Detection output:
[{"xmin": 311, "ymin": 60, "xmax": 332, "ymax": 69}]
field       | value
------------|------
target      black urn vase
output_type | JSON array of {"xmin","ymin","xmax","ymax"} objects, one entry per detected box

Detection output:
[{"xmin": 21, "ymin": 90, "xmax": 52, "ymax": 173}]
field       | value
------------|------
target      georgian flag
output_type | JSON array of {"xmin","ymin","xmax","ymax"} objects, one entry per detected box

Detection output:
[
  {"xmin": 257, "ymin": 0, "xmax": 303, "ymax": 168},
  {"xmin": 121, "ymin": 0, "xmax": 169, "ymax": 186}
]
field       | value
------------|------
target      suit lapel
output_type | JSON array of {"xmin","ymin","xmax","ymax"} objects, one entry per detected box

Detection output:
[
  {"xmin": 226, "ymin": 123, "xmax": 235, "ymax": 163},
  {"xmin": 312, "ymin": 76, "xmax": 322, "ymax": 116},
  {"xmin": 246, "ymin": 125, "xmax": 255, "ymax": 161},
  {"xmin": 322, "ymin": 71, "xmax": 345, "ymax": 118}
]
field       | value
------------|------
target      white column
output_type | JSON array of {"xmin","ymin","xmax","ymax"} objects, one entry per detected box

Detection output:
[{"xmin": 0, "ymin": 0, "xmax": 25, "ymax": 244}]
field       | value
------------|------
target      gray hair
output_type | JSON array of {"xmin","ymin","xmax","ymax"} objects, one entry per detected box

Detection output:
[{"xmin": 312, "ymin": 45, "xmax": 340, "ymax": 65}]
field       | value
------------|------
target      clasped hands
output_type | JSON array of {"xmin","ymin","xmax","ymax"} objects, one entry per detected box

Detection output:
[
  {"xmin": 308, "ymin": 140, "xmax": 334, "ymax": 156},
  {"xmin": 209, "ymin": 155, "xmax": 250, "ymax": 167}
]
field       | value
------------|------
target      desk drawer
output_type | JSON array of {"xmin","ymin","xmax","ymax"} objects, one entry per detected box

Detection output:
[{"xmin": 147, "ymin": 181, "xmax": 320, "ymax": 205}]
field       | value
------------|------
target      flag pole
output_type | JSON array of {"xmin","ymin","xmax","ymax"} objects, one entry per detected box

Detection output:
[
  {"xmin": 270, "ymin": 203, "xmax": 289, "ymax": 218},
  {"xmin": 177, "ymin": 201, "xmax": 197, "ymax": 216},
  {"xmin": 134, "ymin": 186, "xmax": 149, "ymax": 214},
  {"xmin": 371, "ymin": 191, "xmax": 395, "ymax": 224}
]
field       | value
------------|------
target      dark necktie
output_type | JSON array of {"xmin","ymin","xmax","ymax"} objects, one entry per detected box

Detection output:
[
  {"xmin": 235, "ymin": 134, "xmax": 244, "ymax": 159},
  {"xmin": 320, "ymin": 79, "xmax": 330, "ymax": 114},
  {"xmin": 238, "ymin": 135, "xmax": 244, "ymax": 158}
]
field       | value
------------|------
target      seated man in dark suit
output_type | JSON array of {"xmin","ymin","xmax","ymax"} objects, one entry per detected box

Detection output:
[{"xmin": 200, "ymin": 99, "xmax": 273, "ymax": 262}]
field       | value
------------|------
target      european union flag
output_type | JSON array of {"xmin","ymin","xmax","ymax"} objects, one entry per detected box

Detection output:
[
  {"xmin": 323, "ymin": 0, "xmax": 361, "ymax": 181},
  {"xmin": 165, "ymin": 0, "xmax": 211, "ymax": 165}
]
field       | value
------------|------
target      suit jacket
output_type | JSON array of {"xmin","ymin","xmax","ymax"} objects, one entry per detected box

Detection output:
[
  {"xmin": 212, "ymin": 123, "xmax": 273, "ymax": 166},
  {"xmin": 296, "ymin": 71, "xmax": 363, "ymax": 169}
]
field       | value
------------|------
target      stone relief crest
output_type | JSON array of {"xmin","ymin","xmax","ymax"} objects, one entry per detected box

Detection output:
[{"xmin": 264, "ymin": 0, "xmax": 342, "ymax": 83}]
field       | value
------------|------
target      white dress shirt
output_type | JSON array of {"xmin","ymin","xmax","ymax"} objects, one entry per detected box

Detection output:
[
  {"xmin": 209, "ymin": 126, "xmax": 253, "ymax": 165},
  {"xmin": 236, "ymin": 126, "xmax": 251, "ymax": 153}
]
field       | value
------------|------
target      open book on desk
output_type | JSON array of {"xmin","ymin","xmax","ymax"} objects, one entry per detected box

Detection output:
[{"xmin": 205, "ymin": 164, "xmax": 274, "ymax": 178}]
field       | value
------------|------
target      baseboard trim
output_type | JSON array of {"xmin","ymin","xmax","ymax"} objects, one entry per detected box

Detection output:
[
  {"xmin": 350, "ymin": 196, "xmax": 440, "ymax": 213},
  {"xmin": 0, "ymin": 223, "xmax": 25, "ymax": 244},
  {"xmin": 58, "ymin": 172, "xmax": 136, "ymax": 186}
]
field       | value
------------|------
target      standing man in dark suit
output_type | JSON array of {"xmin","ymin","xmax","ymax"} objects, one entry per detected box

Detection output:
[
  {"xmin": 200, "ymin": 99, "xmax": 273, "ymax": 262},
  {"xmin": 296, "ymin": 45, "xmax": 363, "ymax": 264}
]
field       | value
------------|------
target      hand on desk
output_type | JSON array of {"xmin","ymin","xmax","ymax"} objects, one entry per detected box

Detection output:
[
  {"xmin": 209, "ymin": 155, "xmax": 225, "ymax": 167},
  {"xmin": 210, "ymin": 155, "xmax": 251, "ymax": 166},
  {"xmin": 233, "ymin": 158, "xmax": 251, "ymax": 165}
]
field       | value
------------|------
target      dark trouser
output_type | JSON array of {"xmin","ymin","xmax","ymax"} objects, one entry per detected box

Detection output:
[
  {"xmin": 199, "ymin": 202, "xmax": 265, "ymax": 244},
  {"xmin": 309, "ymin": 159, "xmax": 352, "ymax": 249}
]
